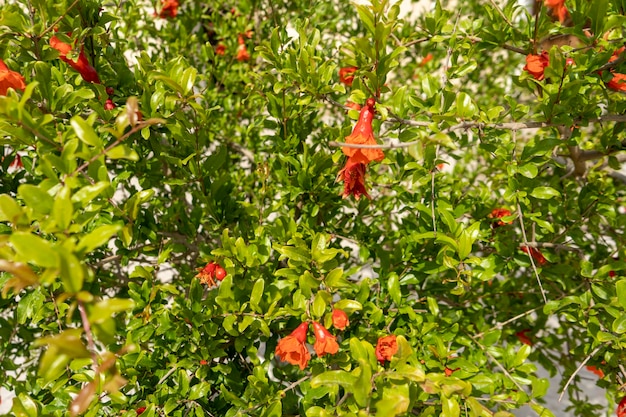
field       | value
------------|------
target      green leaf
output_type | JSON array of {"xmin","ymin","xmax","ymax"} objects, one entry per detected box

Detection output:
[
  {"xmin": 10, "ymin": 232, "xmax": 60, "ymax": 268},
  {"xmin": 53, "ymin": 186, "xmax": 73, "ymax": 230},
  {"xmin": 250, "ymin": 278, "xmax": 265, "ymax": 313},
  {"xmin": 456, "ymin": 92, "xmax": 477, "ymax": 118},
  {"xmin": 71, "ymin": 182, "xmax": 110, "ymax": 204},
  {"xmin": 58, "ymin": 250, "xmax": 84, "ymax": 293},
  {"xmin": 0, "ymin": 194, "xmax": 23, "ymax": 223},
  {"xmin": 325, "ymin": 268, "xmax": 350, "ymax": 288},
  {"xmin": 616, "ymin": 279, "xmax": 626, "ymax": 309},
  {"xmin": 106, "ymin": 145, "xmax": 140, "ymax": 161},
  {"xmin": 334, "ymin": 299, "xmax": 363, "ymax": 313},
  {"xmin": 11, "ymin": 393, "xmax": 39, "ymax": 417},
  {"xmin": 353, "ymin": 360, "xmax": 372, "ymax": 407},
  {"xmin": 530, "ymin": 186, "xmax": 561, "ymax": 200},
  {"xmin": 612, "ymin": 315, "xmax": 626, "ymax": 333},
  {"xmin": 76, "ymin": 224, "xmax": 122, "ymax": 254},
  {"xmin": 274, "ymin": 244, "xmax": 311, "ymax": 263},
  {"xmin": 71, "ymin": 116, "xmax": 102, "ymax": 147},
  {"xmin": 387, "ymin": 273, "xmax": 401, "ymax": 305},
  {"xmin": 188, "ymin": 381, "xmax": 211, "ymax": 401},
  {"xmin": 18, "ymin": 184, "xmax": 54, "ymax": 215},
  {"xmin": 90, "ymin": 298, "xmax": 135, "ymax": 323},
  {"xmin": 310, "ymin": 370, "xmax": 356, "ymax": 389}
]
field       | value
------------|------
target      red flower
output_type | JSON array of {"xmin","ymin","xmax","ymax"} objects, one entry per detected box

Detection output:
[
  {"xmin": 523, "ymin": 52, "xmax": 549, "ymax": 81},
  {"xmin": 331, "ymin": 309, "xmax": 349, "ymax": 330},
  {"xmin": 610, "ymin": 270, "xmax": 617, "ymax": 278},
  {"xmin": 618, "ymin": 396, "xmax": 626, "ymax": 417},
  {"xmin": 375, "ymin": 334, "xmax": 398, "ymax": 364},
  {"xmin": 339, "ymin": 66, "xmax": 357, "ymax": 87},
  {"xmin": 50, "ymin": 36, "xmax": 101, "ymax": 84},
  {"xmin": 342, "ymin": 98, "xmax": 384, "ymax": 164},
  {"xmin": 515, "ymin": 329, "xmax": 533, "ymax": 346},
  {"xmin": 586, "ymin": 365, "xmax": 604, "ymax": 378},
  {"xmin": 236, "ymin": 35, "xmax": 250, "ymax": 62},
  {"xmin": 544, "ymin": 0, "xmax": 569, "ymax": 23},
  {"xmin": 312, "ymin": 321, "xmax": 339, "ymax": 356},
  {"xmin": 608, "ymin": 73, "xmax": 626, "ymax": 92},
  {"xmin": 520, "ymin": 246, "xmax": 548, "ymax": 265},
  {"xmin": 200, "ymin": 359, "xmax": 208, "ymax": 365},
  {"xmin": 345, "ymin": 101, "xmax": 361, "ymax": 111},
  {"xmin": 0, "ymin": 59, "xmax": 26, "ymax": 95},
  {"xmin": 104, "ymin": 99, "xmax": 116, "ymax": 110},
  {"xmin": 488, "ymin": 208, "xmax": 512, "ymax": 227},
  {"xmin": 8, "ymin": 154, "xmax": 23, "ymax": 171},
  {"xmin": 419, "ymin": 53, "xmax": 434, "ymax": 67},
  {"xmin": 159, "ymin": 0, "xmax": 179, "ymax": 18},
  {"xmin": 275, "ymin": 322, "xmax": 311, "ymax": 370},
  {"xmin": 136, "ymin": 407, "xmax": 146, "ymax": 415},
  {"xmin": 444, "ymin": 367, "xmax": 460, "ymax": 377},
  {"xmin": 195, "ymin": 261, "xmax": 221, "ymax": 286},
  {"xmin": 337, "ymin": 160, "xmax": 369, "ymax": 200},
  {"xmin": 215, "ymin": 43, "xmax": 226, "ymax": 56}
]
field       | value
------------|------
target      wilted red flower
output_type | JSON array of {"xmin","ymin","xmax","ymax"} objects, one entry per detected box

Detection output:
[
  {"xmin": 343, "ymin": 98, "xmax": 384, "ymax": 164},
  {"xmin": 159, "ymin": 0, "xmax": 179, "ymax": 18},
  {"xmin": 618, "ymin": 396, "xmax": 626, "ymax": 417},
  {"xmin": 0, "ymin": 59, "xmax": 26, "ymax": 95},
  {"xmin": 515, "ymin": 329, "xmax": 533, "ymax": 346},
  {"xmin": 524, "ymin": 52, "xmax": 549, "ymax": 81},
  {"xmin": 337, "ymin": 160, "xmax": 369, "ymax": 200},
  {"xmin": 312, "ymin": 321, "xmax": 339, "ymax": 356},
  {"xmin": 419, "ymin": 53, "xmax": 434, "ymax": 67},
  {"xmin": 275, "ymin": 322, "xmax": 310, "ymax": 370},
  {"xmin": 195, "ymin": 261, "xmax": 218, "ymax": 286},
  {"xmin": 586, "ymin": 365, "xmax": 604, "ymax": 378},
  {"xmin": 236, "ymin": 35, "xmax": 250, "ymax": 62},
  {"xmin": 339, "ymin": 66, "xmax": 357, "ymax": 87},
  {"xmin": 50, "ymin": 36, "xmax": 101, "ymax": 84},
  {"xmin": 215, "ymin": 43, "xmax": 226, "ymax": 56},
  {"xmin": 375, "ymin": 334, "xmax": 398, "ymax": 364},
  {"xmin": 544, "ymin": 0, "xmax": 569, "ymax": 23},
  {"xmin": 610, "ymin": 270, "xmax": 617, "ymax": 278},
  {"xmin": 489, "ymin": 208, "xmax": 512, "ymax": 227},
  {"xmin": 331, "ymin": 309, "xmax": 349, "ymax": 330},
  {"xmin": 520, "ymin": 246, "xmax": 548, "ymax": 265}
]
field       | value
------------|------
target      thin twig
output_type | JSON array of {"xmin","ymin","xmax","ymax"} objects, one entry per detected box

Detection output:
[
  {"xmin": 558, "ymin": 344, "xmax": 603, "ymax": 402},
  {"xmin": 517, "ymin": 201, "xmax": 548, "ymax": 304},
  {"xmin": 475, "ymin": 306, "xmax": 543, "ymax": 338},
  {"xmin": 38, "ymin": 0, "xmax": 82, "ymax": 39},
  {"xmin": 78, "ymin": 300, "xmax": 99, "ymax": 371}
]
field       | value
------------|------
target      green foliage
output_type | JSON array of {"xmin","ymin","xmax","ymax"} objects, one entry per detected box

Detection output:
[{"xmin": 1, "ymin": 0, "xmax": 626, "ymax": 416}]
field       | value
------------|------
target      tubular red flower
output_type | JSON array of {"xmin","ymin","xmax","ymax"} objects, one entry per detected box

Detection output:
[
  {"xmin": 343, "ymin": 98, "xmax": 384, "ymax": 164},
  {"xmin": 585, "ymin": 365, "xmax": 604, "ymax": 378},
  {"xmin": 339, "ymin": 66, "xmax": 357, "ymax": 86},
  {"xmin": 608, "ymin": 73, "xmax": 626, "ymax": 92},
  {"xmin": 375, "ymin": 334, "xmax": 398, "ymax": 364},
  {"xmin": 0, "ymin": 59, "xmax": 26, "ymax": 95},
  {"xmin": 312, "ymin": 321, "xmax": 339, "ymax": 356},
  {"xmin": 215, "ymin": 43, "xmax": 226, "ymax": 56},
  {"xmin": 419, "ymin": 53, "xmax": 433, "ymax": 67},
  {"xmin": 236, "ymin": 35, "xmax": 250, "ymax": 62},
  {"xmin": 515, "ymin": 329, "xmax": 533, "ymax": 346},
  {"xmin": 50, "ymin": 36, "xmax": 101, "ymax": 84},
  {"xmin": 331, "ymin": 309, "xmax": 349, "ymax": 330},
  {"xmin": 523, "ymin": 52, "xmax": 549, "ymax": 81},
  {"xmin": 520, "ymin": 246, "xmax": 548, "ymax": 265},
  {"xmin": 275, "ymin": 322, "xmax": 310, "ymax": 370},
  {"xmin": 618, "ymin": 396, "xmax": 626, "ymax": 417}
]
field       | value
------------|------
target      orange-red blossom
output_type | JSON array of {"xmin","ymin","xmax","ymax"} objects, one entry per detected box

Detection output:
[
  {"xmin": 50, "ymin": 36, "xmax": 101, "ymax": 84},
  {"xmin": 375, "ymin": 334, "xmax": 398, "ymax": 364},
  {"xmin": 236, "ymin": 35, "xmax": 250, "ymax": 62},
  {"xmin": 339, "ymin": 66, "xmax": 357, "ymax": 87},
  {"xmin": 489, "ymin": 208, "xmax": 512, "ymax": 227},
  {"xmin": 0, "ymin": 59, "xmax": 26, "ymax": 95},
  {"xmin": 523, "ymin": 52, "xmax": 549, "ymax": 81},
  {"xmin": 331, "ymin": 308, "xmax": 349, "ymax": 330},
  {"xmin": 544, "ymin": 0, "xmax": 569, "ymax": 24},
  {"xmin": 159, "ymin": 0, "xmax": 179, "ymax": 18},
  {"xmin": 275, "ymin": 322, "xmax": 310, "ymax": 370},
  {"xmin": 606, "ymin": 47, "xmax": 626, "ymax": 92},
  {"xmin": 312, "ymin": 321, "xmax": 339, "ymax": 356},
  {"xmin": 338, "ymin": 98, "xmax": 384, "ymax": 199}
]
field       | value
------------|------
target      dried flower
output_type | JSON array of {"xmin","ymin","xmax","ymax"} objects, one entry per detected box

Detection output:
[
  {"xmin": 0, "ymin": 59, "xmax": 26, "ymax": 95},
  {"xmin": 375, "ymin": 334, "xmax": 398, "ymax": 364},
  {"xmin": 312, "ymin": 321, "xmax": 339, "ymax": 356},
  {"xmin": 331, "ymin": 309, "xmax": 349, "ymax": 330},
  {"xmin": 275, "ymin": 322, "xmax": 310, "ymax": 370}
]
